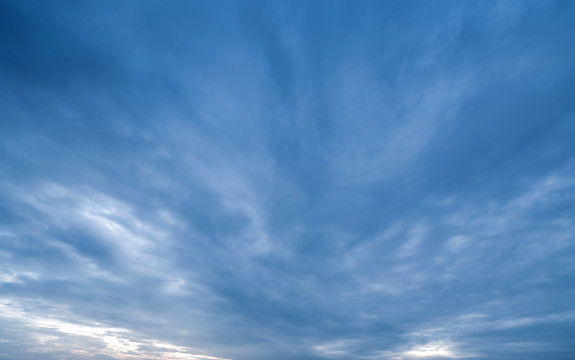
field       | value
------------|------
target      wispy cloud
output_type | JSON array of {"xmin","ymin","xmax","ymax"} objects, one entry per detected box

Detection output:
[
  {"xmin": 0, "ymin": 299, "xmax": 228, "ymax": 360},
  {"xmin": 1, "ymin": 1, "xmax": 575, "ymax": 359}
]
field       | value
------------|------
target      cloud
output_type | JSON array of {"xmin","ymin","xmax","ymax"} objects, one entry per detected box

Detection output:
[
  {"xmin": 0, "ymin": 299, "xmax": 229, "ymax": 360},
  {"xmin": 1, "ymin": 1, "xmax": 575, "ymax": 359}
]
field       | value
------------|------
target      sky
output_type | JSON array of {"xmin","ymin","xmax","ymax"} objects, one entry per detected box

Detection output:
[{"xmin": 1, "ymin": 1, "xmax": 575, "ymax": 359}]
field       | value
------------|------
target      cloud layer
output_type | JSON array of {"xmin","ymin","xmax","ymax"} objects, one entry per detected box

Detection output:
[{"xmin": 1, "ymin": 1, "xmax": 575, "ymax": 359}]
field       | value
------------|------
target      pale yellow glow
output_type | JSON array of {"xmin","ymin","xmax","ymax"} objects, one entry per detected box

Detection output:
[
  {"xmin": 403, "ymin": 342, "xmax": 456, "ymax": 358},
  {"xmin": 0, "ymin": 299, "xmax": 229, "ymax": 360}
]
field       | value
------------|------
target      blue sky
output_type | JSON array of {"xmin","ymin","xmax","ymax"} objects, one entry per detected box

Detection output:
[{"xmin": 1, "ymin": 1, "xmax": 575, "ymax": 359}]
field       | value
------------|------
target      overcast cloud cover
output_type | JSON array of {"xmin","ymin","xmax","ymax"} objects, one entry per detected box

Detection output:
[{"xmin": 1, "ymin": 1, "xmax": 575, "ymax": 359}]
